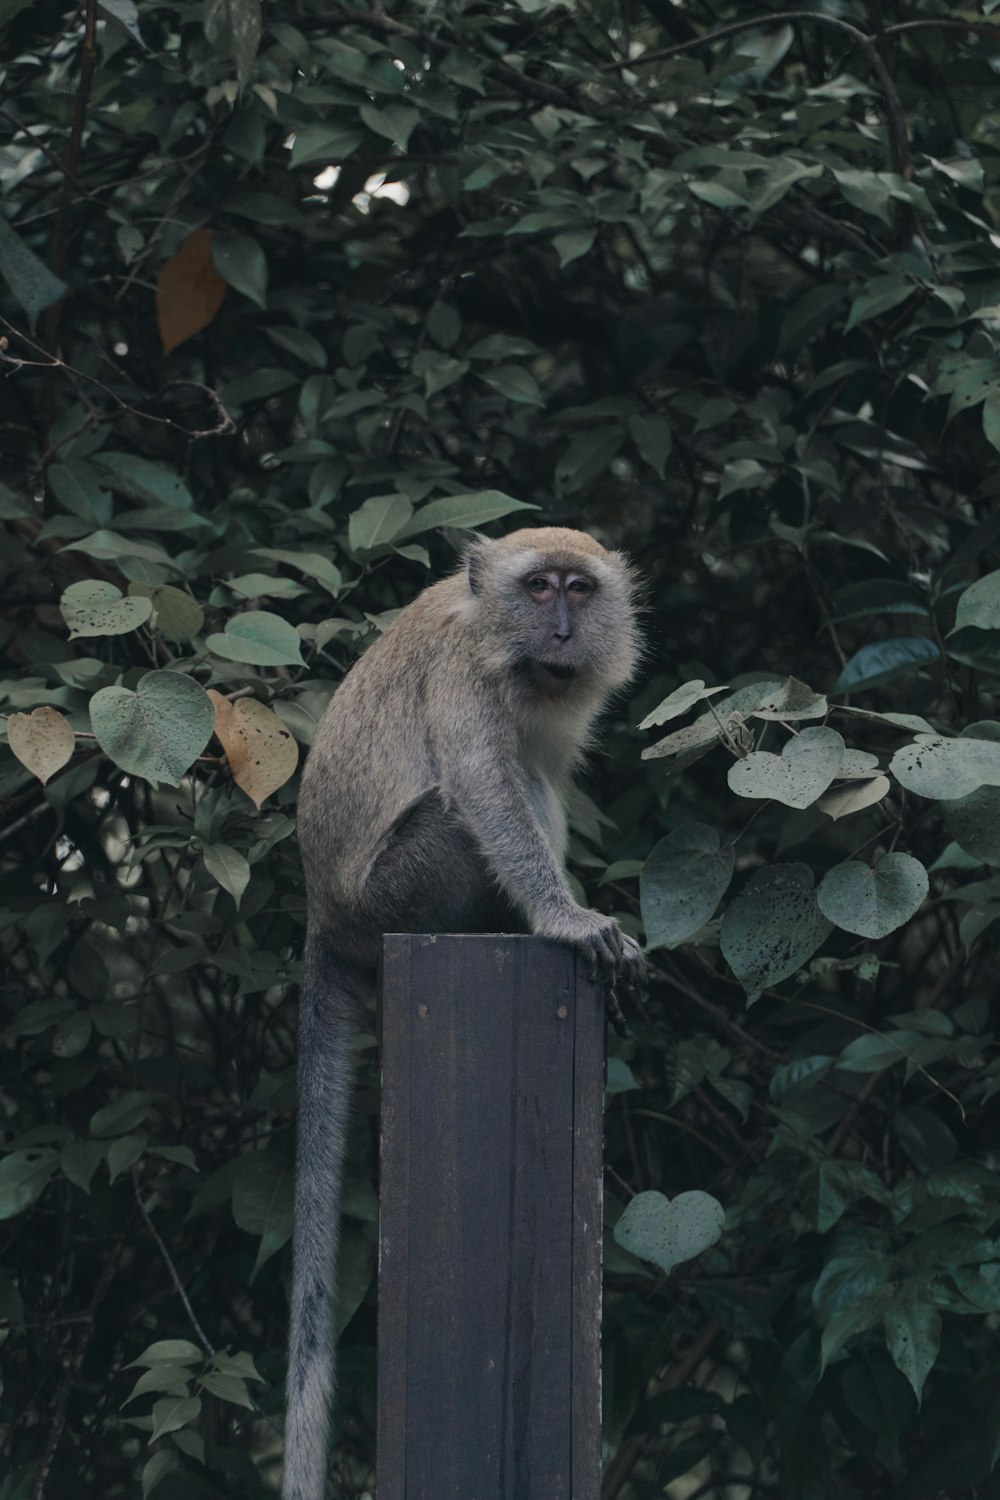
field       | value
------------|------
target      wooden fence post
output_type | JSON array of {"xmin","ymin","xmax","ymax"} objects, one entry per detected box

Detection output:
[{"xmin": 376, "ymin": 933, "xmax": 605, "ymax": 1500}]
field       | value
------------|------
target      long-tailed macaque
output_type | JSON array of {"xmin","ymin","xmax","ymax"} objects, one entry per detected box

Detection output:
[{"xmin": 284, "ymin": 526, "xmax": 643, "ymax": 1499}]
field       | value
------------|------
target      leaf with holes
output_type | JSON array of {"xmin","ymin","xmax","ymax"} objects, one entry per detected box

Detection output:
[
  {"xmin": 721, "ymin": 864, "xmax": 832, "ymax": 1001},
  {"xmin": 818, "ymin": 854, "xmax": 928, "ymax": 939},
  {"xmin": 884, "ymin": 1302, "xmax": 940, "ymax": 1403},
  {"xmin": 61, "ymin": 580, "xmax": 152, "ymax": 639},
  {"xmin": 613, "ymin": 1190, "xmax": 725, "ymax": 1275},
  {"xmin": 90, "ymin": 672, "xmax": 215, "ymax": 787},
  {"xmin": 728, "ymin": 727, "xmax": 845, "ymax": 809},
  {"xmin": 640, "ymin": 824, "xmax": 734, "ymax": 949},
  {"xmin": 890, "ymin": 734, "xmax": 1000, "ymax": 799},
  {"xmin": 7, "ymin": 707, "xmax": 75, "ymax": 785},
  {"xmin": 208, "ymin": 692, "xmax": 298, "ymax": 809}
]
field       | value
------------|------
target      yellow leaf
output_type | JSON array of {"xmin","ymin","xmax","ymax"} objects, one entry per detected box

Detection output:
[
  {"xmin": 8, "ymin": 707, "xmax": 76, "ymax": 785},
  {"xmin": 208, "ymin": 691, "xmax": 298, "ymax": 809},
  {"xmin": 156, "ymin": 228, "xmax": 227, "ymax": 356}
]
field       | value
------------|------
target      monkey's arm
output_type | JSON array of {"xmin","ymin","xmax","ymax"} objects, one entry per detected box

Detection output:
[{"xmin": 438, "ymin": 717, "xmax": 641, "ymax": 988}]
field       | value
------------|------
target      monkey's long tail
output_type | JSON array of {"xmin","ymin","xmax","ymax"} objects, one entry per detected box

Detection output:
[{"xmin": 283, "ymin": 936, "xmax": 357, "ymax": 1500}]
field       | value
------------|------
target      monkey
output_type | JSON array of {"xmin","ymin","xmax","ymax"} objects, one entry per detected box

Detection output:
[{"xmin": 283, "ymin": 525, "xmax": 643, "ymax": 1500}]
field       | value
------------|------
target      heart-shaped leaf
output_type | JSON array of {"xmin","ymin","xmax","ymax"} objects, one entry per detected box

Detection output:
[
  {"xmin": 207, "ymin": 611, "xmax": 304, "ymax": 666},
  {"xmin": 60, "ymin": 579, "xmax": 152, "ymax": 639},
  {"xmin": 890, "ymin": 733, "xmax": 1000, "ymax": 799},
  {"xmin": 817, "ymin": 774, "xmax": 891, "ymax": 821},
  {"xmin": 728, "ymin": 726, "xmax": 845, "ymax": 808},
  {"xmin": 817, "ymin": 854, "xmax": 928, "ymax": 938},
  {"xmin": 613, "ymin": 1189, "xmax": 725, "ymax": 1275},
  {"xmin": 7, "ymin": 707, "xmax": 75, "ymax": 785},
  {"xmin": 90, "ymin": 671, "xmax": 215, "ymax": 786},
  {"xmin": 721, "ymin": 863, "xmax": 832, "ymax": 1001},
  {"xmin": 640, "ymin": 824, "xmax": 734, "ymax": 949},
  {"xmin": 942, "ymin": 785, "xmax": 1000, "ymax": 865},
  {"xmin": 208, "ymin": 691, "xmax": 298, "ymax": 809}
]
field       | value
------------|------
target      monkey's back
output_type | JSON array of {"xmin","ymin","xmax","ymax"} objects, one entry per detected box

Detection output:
[{"xmin": 297, "ymin": 575, "xmax": 509, "ymax": 965}]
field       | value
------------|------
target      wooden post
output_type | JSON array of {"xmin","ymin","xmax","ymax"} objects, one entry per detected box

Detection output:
[{"xmin": 377, "ymin": 934, "xmax": 605, "ymax": 1500}]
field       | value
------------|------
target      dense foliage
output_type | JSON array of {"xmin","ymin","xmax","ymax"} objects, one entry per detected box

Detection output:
[{"xmin": 4, "ymin": 1, "xmax": 1000, "ymax": 1495}]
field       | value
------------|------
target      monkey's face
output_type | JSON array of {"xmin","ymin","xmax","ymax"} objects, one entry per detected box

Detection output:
[{"xmin": 517, "ymin": 567, "xmax": 597, "ymax": 696}]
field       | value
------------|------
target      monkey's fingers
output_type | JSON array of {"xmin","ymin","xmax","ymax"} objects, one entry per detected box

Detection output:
[{"xmin": 605, "ymin": 986, "xmax": 628, "ymax": 1036}]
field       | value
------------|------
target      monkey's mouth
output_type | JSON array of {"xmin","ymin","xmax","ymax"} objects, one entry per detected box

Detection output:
[{"xmin": 532, "ymin": 660, "xmax": 577, "ymax": 690}]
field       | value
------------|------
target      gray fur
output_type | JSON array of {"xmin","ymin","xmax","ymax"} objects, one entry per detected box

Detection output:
[{"xmin": 284, "ymin": 527, "xmax": 642, "ymax": 1499}]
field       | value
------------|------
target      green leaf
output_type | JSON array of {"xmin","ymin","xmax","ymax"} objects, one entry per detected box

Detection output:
[
  {"xmin": 728, "ymin": 726, "xmax": 845, "ymax": 808},
  {"xmin": 640, "ymin": 824, "xmax": 734, "ymax": 949},
  {"xmin": 204, "ymin": 0, "xmax": 261, "ymax": 88},
  {"xmin": 128, "ymin": 1339, "xmax": 203, "ymax": 1367},
  {"xmin": 751, "ymin": 677, "xmax": 828, "ymax": 721},
  {"xmin": 231, "ymin": 1153, "xmax": 293, "ymax": 1276},
  {"xmin": 942, "ymin": 784, "xmax": 1000, "ymax": 865},
  {"xmin": 718, "ymin": 458, "xmax": 770, "ymax": 500},
  {"xmin": 479, "ymin": 366, "xmax": 544, "ymax": 405},
  {"xmin": 0, "ymin": 216, "xmax": 66, "ymax": 327},
  {"xmin": 642, "ymin": 679, "xmax": 783, "ymax": 770},
  {"xmin": 553, "ymin": 228, "xmax": 595, "ymax": 266},
  {"xmin": 107, "ymin": 1132, "xmax": 146, "ymax": 1183},
  {"xmin": 202, "ymin": 844, "xmax": 251, "ymax": 907},
  {"xmin": 720, "ymin": 864, "xmax": 831, "ymax": 1001},
  {"xmin": 425, "ymin": 302, "xmax": 461, "ymax": 349},
  {"xmin": 817, "ymin": 775, "xmax": 892, "ymax": 821},
  {"xmin": 834, "ymin": 637, "xmax": 939, "ymax": 692},
  {"xmin": 835, "ymin": 1030, "xmax": 925, "ymax": 1073},
  {"xmin": 832, "ymin": 168, "xmax": 893, "ymax": 225},
  {"xmin": 90, "ymin": 1091, "xmax": 155, "ymax": 1138},
  {"xmin": 289, "ymin": 124, "xmax": 365, "ymax": 168},
  {"xmin": 97, "ymin": 452, "xmax": 195, "ymax": 508},
  {"xmin": 61, "ymin": 1140, "xmax": 103, "ymax": 1194},
  {"xmin": 141, "ymin": 1450, "xmax": 178, "ymax": 1498},
  {"xmin": 206, "ymin": 611, "xmax": 304, "ymax": 666},
  {"xmin": 952, "ymin": 569, "xmax": 1000, "ymax": 632},
  {"xmin": 212, "ymin": 233, "xmax": 267, "ymax": 308},
  {"xmin": 60, "ymin": 580, "xmax": 152, "ymax": 639},
  {"xmin": 884, "ymin": 1302, "xmax": 940, "ymax": 1403},
  {"xmin": 359, "ymin": 101, "xmax": 420, "ymax": 147},
  {"xmin": 150, "ymin": 1394, "xmax": 201, "ymax": 1441},
  {"xmin": 817, "ymin": 854, "xmax": 928, "ymax": 938},
  {"xmin": 890, "ymin": 733, "xmax": 1000, "ymax": 799},
  {"xmin": 638, "ymin": 679, "xmax": 728, "ymax": 730},
  {"xmin": 127, "ymin": 584, "xmax": 204, "ymax": 642},
  {"xmin": 628, "ymin": 414, "xmax": 672, "ymax": 479},
  {"xmin": 613, "ymin": 1189, "xmax": 724, "ymax": 1274},
  {"xmin": 90, "ymin": 672, "xmax": 216, "ymax": 786},
  {"xmin": 348, "ymin": 492, "xmax": 414, "ymax": 555},
  {"xmin": 394, "ymin": 490, "xmax": 538, "ymax": 542},
  {"xmin": 0, "ymin": 1149, "xmax": 58, "ymax": 1220},
  {"xmin": 844, "ymin": 275, "xmax": 915, "ymax": 331}
]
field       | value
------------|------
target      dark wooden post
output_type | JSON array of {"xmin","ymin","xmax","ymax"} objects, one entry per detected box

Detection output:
[{"xmin": 377, "ymin": 934, "xmax": 605, "ymax": 1500}]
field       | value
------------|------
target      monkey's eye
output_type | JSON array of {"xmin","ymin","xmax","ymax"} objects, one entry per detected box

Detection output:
[
  {"xmin": 567, "ymin": 579, "xmax": 593, "ymax": 595},
  {"xmin": 527, "ymin": 577, "xmax": 549, "ymax": 593}
]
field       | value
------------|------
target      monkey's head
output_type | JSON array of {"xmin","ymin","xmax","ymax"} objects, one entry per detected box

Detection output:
[{"xmin": 464, "ymin": 527, "xmax": 641, "ymax": 698}]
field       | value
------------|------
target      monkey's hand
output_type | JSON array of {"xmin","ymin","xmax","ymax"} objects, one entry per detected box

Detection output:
[{"xmin": 538, "ymin": 907, "xmax": 645, "ymax": 1031}]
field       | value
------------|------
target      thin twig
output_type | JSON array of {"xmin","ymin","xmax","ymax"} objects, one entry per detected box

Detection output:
[
  {"xmin": 603, "ymin": 10, "xmax": 912, "ymax": 179},
  {"xmin": 132, "ymin": 1169, "xmax": 214, "ymax": 1355},
  {"xmin": 29, "ymin": 1225, "xmax": 130, "ymax": 1500},
  {"xmin": 1, "ymin": 317, "xmax": 234, "ymax": 443},
  {"xmin": 42, "ymin": 0, "xmax": 100, "ymax": 431}
]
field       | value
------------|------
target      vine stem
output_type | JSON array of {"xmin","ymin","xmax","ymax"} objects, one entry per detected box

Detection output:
[
  {"xmin": 602, "ymin": 10, "xmax": 912, "ymax": 180},
  {"xmin": 41, "ymin": 0, "xmax": 100, "ymax": 435}
]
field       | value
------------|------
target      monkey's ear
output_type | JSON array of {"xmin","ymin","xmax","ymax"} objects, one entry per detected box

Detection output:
[{"xmin": 466, "ymin": 543, "xmax": 486, "ymax": 595}]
